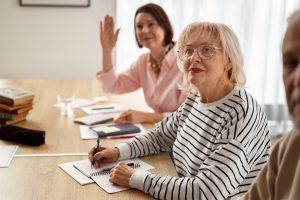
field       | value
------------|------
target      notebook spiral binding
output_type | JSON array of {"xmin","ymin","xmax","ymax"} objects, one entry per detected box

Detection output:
[{"xmin": 90, "ymin": 163, "xmax": 141, "ymax": 176}]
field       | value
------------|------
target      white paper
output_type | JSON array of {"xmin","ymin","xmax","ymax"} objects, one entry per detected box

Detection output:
[
  {"xmin": 92, "ymin": 126, "xmax": 120, "ymax": 133},
  {"xmin": 93, "ymin": 96, "xmax": 109, "ymax": 103},
  {"xmin": 79, "ymin": 124, "xmax": 145, "ymax": 139},
  {"xmin": 74, "ymin": 113, "xmax": 116, "ymax": 126},
  {"xmin": 58, "ymin": 162, "xmax": 94, "ymax": 185},
  {"xmin": 73, "ymin": 158, "xmax": 154, "ymax": 193},
  {"xmin": 81, "ymin": 104, "xmax": 123, "ymax": 115},
  {"xmin": 0, "ymin": 145, "xmax": 18, "ymax": 167}
]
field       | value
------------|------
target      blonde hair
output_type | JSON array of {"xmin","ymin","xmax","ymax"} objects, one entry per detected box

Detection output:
[{"xmin": 176, "ymin": 22, "xmax": 246, "ymax": 92}]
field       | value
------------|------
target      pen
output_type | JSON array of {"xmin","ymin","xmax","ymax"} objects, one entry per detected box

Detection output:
[
  {"xmin": 106, "ymin": 135, "xmax": 137, "ymax": 139},
  {"xmin": 91, "ymin": 106, "xmax": 115, "ymax": 110},
  {"xmin": 91, "ymin": 138, "xmax": 100, "ymax": 169}
]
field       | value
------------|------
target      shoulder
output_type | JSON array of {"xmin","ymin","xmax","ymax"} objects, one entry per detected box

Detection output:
[
  {"xmin": 164, "ymin": 48, "xmax": 177, "ymax": 66},
  {"xmin": 234, "ymin": 88, "xmax": 260, "ymax": 106},
  {"xmin": 230, "ymin": 87, "xmax": 255, "ymax": 106},
  {"xmin": 133, "ymin": 52, "xmax": 151, "ymax": 67},
  {"xmin": 219, "ymin": 88, "xmax": 268, "ymax": 137},
  {"xmin": 274, "ymin": 129, "xmax": 300, "ymax": 158},
  {"xmin": 177, "ymin": 92, "xmax": 198, "ymax": 114},
  {"xmin": 185, "ymin": 92, "xmax": 198, "ymax": 106},
  {"xmin": 230, "ymin": 87, "xmax": 263, "ymax": 118},
  {"xmin": 136, "ymin": 52, "xmax": 150, "ymax": 60}
]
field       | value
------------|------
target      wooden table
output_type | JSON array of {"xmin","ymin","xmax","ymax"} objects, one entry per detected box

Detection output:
[{"xmin": 0, "ymin": 79, "xmax": 177, "ymax": 200}]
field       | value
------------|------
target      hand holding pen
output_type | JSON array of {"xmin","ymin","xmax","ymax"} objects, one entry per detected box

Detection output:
[
  {"xmin": 88, "ymin": 145, "xmax": 120, "ymax": 168},
  {"xmin": 91, "ymin": 138, "xmax": 100, "ymax": 169}
]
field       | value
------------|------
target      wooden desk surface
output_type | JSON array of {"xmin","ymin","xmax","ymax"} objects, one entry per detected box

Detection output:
[{"xmin": 0, "ymin": 79, "xmax": 177, "ymax": 200}]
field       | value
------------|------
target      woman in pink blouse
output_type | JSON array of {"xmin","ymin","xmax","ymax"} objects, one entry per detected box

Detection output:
[{"xmin": 97, "ymin": 3, "xmax": 186, "ymax": 124}]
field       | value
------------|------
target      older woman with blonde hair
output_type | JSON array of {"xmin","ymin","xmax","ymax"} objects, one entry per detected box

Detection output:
[{"xmin": 89, "ymin": 22, "xmax": 270, "ymax": 199}]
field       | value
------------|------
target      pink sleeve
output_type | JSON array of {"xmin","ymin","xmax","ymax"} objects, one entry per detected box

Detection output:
[{"xmin": 96, "ymin": 62, "xmax": 141, "ymax": 94}]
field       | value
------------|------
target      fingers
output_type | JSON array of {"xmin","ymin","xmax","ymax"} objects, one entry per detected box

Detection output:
[
  {"xmin": 103, "ymin": 15, "xmax": 114, "ymax": 31},
  {"xmin": 101, "ymin": 15, "xmax": 120, "ymax": 35},
  {"xmin": 100, "ymin": 21, "xmax": 103, "ymax": 33},
  {"xmin": 114, "ymin": 113, "xmax": 131, "ymax": 124},
  {"xmin": 114, "ymin": 28, "xmax": 121, "ymax": 43},
  {"xmin": 108, "ymin": 162, "xmax": 135, "ymax": 187},
  {"xmin": 93, "ymin": 148, "xmax": 119, "ymax": 166},
  {"xmin": 93, "ymin": 151, "xmax": 105, "ymax": 168},
  {"xmin": 111, "ymin": 162, "xmax": 135, "ymax": 174},
  {"xmin": 88, "ymin": 147, "xmax": 96, "ymax": 162}
]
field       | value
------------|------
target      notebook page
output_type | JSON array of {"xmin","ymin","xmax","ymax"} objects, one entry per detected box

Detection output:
[
  {"xmin": 92, "ymin": 174, "xmax": 129, "ymax": 193},
  {"xmin": 81, "ymin": 104, "xmax": 123, "ymax": 115},
  {"xmin": 73, "ymin": 158, "xmax": 154, "ymax": 193},
  {"xmin": 58, "ymin": 161, "xmax": 94, "ymax": 185},
  {"xmin": 0, "ymin": 145, "xmax": 18, "ymax": 167}
]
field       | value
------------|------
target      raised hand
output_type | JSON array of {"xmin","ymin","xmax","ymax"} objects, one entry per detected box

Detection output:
[{"xmin": 100, "ymin": 15, "xmax": 121, "ymax": 51}]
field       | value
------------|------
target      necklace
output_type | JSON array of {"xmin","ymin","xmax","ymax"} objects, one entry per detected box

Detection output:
[{"xmin": 150, "ymin": 43, "xmax": 173, "ymax": 77}]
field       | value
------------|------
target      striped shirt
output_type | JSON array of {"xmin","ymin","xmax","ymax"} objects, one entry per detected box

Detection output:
[{"xmin": 117, "ymin": 87, "xmax": 270, "ymax": 200}]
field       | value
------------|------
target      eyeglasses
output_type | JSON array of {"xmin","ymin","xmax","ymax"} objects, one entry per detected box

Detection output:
[{"xmin": 177, "ymin": 45, "xmax": 222, "ymax": 61}]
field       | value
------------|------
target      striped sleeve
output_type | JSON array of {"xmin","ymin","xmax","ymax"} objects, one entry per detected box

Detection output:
[
  {"xmin": 139, "ymin": 139, "xmax": 250, "ymax": 200},
  {"xmin": 119, "ymin": 103, "xmax": 184, "ymax": 159}
]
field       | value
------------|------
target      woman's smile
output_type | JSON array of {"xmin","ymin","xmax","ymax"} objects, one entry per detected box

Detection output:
[
  {"xmin": 142, "ymin": 35, "xmax": 155, "ymax": 42},
  {"xmin": 188, "ymin": 67, "xmax": 204, "ymax": 74}
]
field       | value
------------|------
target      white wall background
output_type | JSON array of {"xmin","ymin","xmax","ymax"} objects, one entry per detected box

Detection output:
[{"xmin": 0, "ymin": 0, "xmax": 115, "ymax": 79}]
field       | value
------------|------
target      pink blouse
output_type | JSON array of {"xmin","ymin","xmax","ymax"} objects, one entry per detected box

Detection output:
[{"xmin": 96, "ymin": 48, "xmax": 187, "ymax": 115}]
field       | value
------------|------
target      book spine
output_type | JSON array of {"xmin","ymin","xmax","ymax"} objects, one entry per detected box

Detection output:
[{"xmin": 0, "ymin": 111, "xmax": 12, "ymax": 120}]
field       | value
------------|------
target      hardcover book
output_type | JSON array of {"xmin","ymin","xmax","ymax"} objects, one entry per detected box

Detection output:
[
  {"xmin": 0, "ymin": 111, "xmax": 29, "ymax": 120},
  {"xmin": 0, "ymin": 86, "xmax": 34, "ymax": 106},
  {"xmin": 74, "ymin": 113, "xmax": 115, "ymax": 126},
  {"xmin": 0, "ymin": 116, "xmax": 27, "ymax": 125},
  {"xmin": 90, "ymin": 124, "xmax": 141, "ymax": 137},
  {"xmin": 0, "ymin": 102, "xmax": 33, "ymax": 112}
]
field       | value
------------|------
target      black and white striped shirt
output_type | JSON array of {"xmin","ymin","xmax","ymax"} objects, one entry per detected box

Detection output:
[{"xmin": 117, "ymin": 87, "xmax": 270, "ymax": 199}]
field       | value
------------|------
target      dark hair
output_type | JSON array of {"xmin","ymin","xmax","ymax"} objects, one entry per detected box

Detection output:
[{"xmin": 134, "ymin": 3, "xmax": 174, "ymax": 48}]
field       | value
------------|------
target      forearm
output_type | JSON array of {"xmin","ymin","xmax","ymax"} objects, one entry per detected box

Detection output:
[
  {"xmin": 102, "ymin": 49, "xmax": 113, "ymax": 72},
  {"xmin": 117, "ymin": 128, "xmax": 174, "ymax": 159},
  {"xmin": 132, "ymin": 173, "xmax": 200, "ymax": 200},
  {"xmin": 143, "ymin": 112, "xmax": 164, "ymax": 123}
]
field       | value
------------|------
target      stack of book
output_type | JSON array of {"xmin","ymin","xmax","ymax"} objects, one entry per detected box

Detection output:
[{"xmin": 0, "ymin": 86, "xmax": 34, "ymax": 125}]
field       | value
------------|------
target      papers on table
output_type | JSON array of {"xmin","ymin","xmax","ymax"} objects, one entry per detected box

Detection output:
[
  {"xmin": 93, "ymin": 96, "xmax": 108, "ymax": 103},
  {"xmin": 79, "ymin": 123, "xmax": 145, "ymax": 139},
  {"xmin": 59, "ymin": 158, "xmax": 154, "ymax": 193},
  {"xmin": 74, "ymin": 113, "xmax": 116, "ymax": 126},
  {"xmin": 81, "ymin": 104, "xmax": 123, "ymax": 115},
  {"xmin": 59, "ymin": 161, "xmax": 94, "ymax": 185},
  {"xmin": 0, "ymin": 145, "xmax": 18, "ymax": 167}
]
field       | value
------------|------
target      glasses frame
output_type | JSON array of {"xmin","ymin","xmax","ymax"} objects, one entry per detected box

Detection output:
[{"xmin": 177, "ymin": 44, "xmax": 222, "ymax": 61}]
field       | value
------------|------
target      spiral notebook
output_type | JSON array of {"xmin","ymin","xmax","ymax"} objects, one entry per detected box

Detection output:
[{"xmin": 59, "ymin": 158, "xmax": 154, "ymax": 193}]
